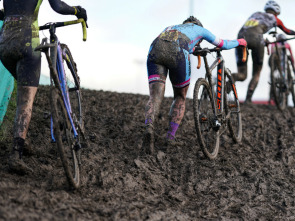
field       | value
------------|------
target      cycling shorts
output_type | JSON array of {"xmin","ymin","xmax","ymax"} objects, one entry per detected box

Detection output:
[
  {"xmin": 147, "ymin": 38, "xmax": 190, "ymax": 88},
  {"xmin": 236, "ymin": 28, "xmax": 264, "ymax": 66},
  {"xmin": 0, "ymin": 17, "xmax": 41, "ymax": 87}
]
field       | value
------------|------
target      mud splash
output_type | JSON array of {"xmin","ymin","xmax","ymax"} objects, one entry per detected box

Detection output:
[{"xmin": 1, "ymin": 85, "xmax": 295, "ymax": 220}]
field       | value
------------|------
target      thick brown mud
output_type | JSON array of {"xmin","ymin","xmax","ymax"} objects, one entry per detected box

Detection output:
[{"xmin": 1, "ymin": 85, "xmax": 295, "ymax": 220}]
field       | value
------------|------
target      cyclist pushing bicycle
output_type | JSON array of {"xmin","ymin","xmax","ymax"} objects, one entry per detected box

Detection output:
[
  {"xmin": 266, "ymin": 33, "xmax": 295, "ymax": 109},
  {"xmin": 143, "ymin": 16, "xmax": 247, "ymax": 155},
  {"xmin": 232, "ymin": 0, "xmax": 295, "ymax": 104},
  {"xmin": 0, "ymin": 0, "xmax": 87, "ymax": 174}
]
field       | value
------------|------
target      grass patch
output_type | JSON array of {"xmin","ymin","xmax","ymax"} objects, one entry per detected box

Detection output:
[{"xmin": 0, "ymin": 80, "xmax": 17, "ymax": 142}]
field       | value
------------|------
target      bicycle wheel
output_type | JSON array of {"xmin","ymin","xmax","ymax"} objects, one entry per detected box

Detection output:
[
  {"xmin": 60, "ymin": 44, "xmax": 83, "ymax": 130},
  {"xmin": 270, "ymin": 54, "xmax": 286, "ymax": 110},
  {"xmin": 287, "ymin": 58, "xmax": 295, "ymax": 107},
  {"xmin": 193, "ymin": 78, "xmax": 220, "ymax": 160},
  {"xmin": 224, "ymin": 69, "xmax": 242, "ymax": 143},
  {"xmin": 51, "ymin": 88, "xmax": 80, "ymax": 189}
]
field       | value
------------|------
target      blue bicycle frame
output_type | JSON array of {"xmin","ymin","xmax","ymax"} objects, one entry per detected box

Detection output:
[{"xmin": 50, "ymin": 42, "xmax": 78, "ymax": 142}]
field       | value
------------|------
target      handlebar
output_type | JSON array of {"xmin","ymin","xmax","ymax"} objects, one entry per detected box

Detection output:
[
  {"xmin": 265, "ymin": 37, "xmax": 295, "ymax": 46},
  {"xmin": 193, "ymin": 46, "xmax": 247, "ymax": 69},
  {"xmin": 39, "ymin": 18, "xmax": 87, "ymax": 41},
  {"xmin": 264, "ymin": 36, "xmax": 295, "ymax": 55}
]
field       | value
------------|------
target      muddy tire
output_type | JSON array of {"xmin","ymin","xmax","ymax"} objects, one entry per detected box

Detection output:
[
  {"xmin": 270, "ymin": 54, "xmax": 286, "ymax": 110},
  {"xmin": 50, "ymin": 88, "xmax": 80, "ymax": 189},
  {"xmin": 224, "ymin": 70, "xmax": 242, "ymax": 143},
  {"xmin": 193, "ymin": 78, "xmax": 220, "ymax": 160}
]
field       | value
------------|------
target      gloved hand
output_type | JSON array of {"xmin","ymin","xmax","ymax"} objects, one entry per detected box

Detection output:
[
  {"xmin": 237, "ymin": 38, "xmax": 247, "ymax": 47},
  {"xmin": 74, "ymin": 6, "xmax": 87, "ymax": 22}
]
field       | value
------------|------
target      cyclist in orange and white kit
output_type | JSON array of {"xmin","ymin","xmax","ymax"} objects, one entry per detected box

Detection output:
[
  {"xmin": 0, "ymin": 0, "xmax": 87, "ymax": 174},
  {"xmin": 232, "ymin": 0, "xmax": 295, "ymax": 103}
]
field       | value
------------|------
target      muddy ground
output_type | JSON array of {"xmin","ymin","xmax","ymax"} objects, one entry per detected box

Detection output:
[{"xmin": 1, "ymin": 85, "xmax": 295, "ymax": 220}]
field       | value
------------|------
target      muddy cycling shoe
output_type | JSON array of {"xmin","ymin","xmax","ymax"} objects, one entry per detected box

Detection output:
[
  {"xmin": 142, "ymin": 125, "xmax": 155, "ymax": 155},
  {"xmin": 8, "ymin": 151, "xmax": 33, "ymax": 175},
  {"xmin": 22, "ymin": 139, "xmax": 34, "ymax": 156},
  {"xmin": 8, "ymin": 138, "xmax": 33, "ymax": 175},
  {"xmin": 243, "ymin": 99, "xmax": 252, "ymax": 105}
]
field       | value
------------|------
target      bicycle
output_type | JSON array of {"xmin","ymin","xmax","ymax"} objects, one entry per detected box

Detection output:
[
  {"xmin": 35, "ymin": 19, "xmax": 87, "ymax": 189},
  {"xmin": 192, "ymin": 46, "xmax": 247, "ymax": 159},
  {"xmin": 266, "ymin": 31, "xmax": 295, "ymax": 110}
]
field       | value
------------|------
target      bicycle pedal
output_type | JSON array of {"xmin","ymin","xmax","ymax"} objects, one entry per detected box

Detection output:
[
  {"xmin": 213, "ymin": 120, "xmax": 221, "ymax": 131},
  {"xmin": 74, "ymin": 143, "xmax": 82, "ymax": 151}
]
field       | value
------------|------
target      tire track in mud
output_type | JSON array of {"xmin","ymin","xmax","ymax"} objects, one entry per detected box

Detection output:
[{"xmin": 1, "ymin": 85, "xmax": 295, "ymax": 220}]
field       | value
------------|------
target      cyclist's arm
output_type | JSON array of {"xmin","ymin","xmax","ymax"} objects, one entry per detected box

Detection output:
[
  {"xmin": 48, "ymin": 0, "xmax": 76, "ymax": 15},
  {"xmin": 276, "ymin": 17, "xmax": 295, "ymax": 35},
  {"xmin": 202, "ymin": 28, "xmax": 239, "ymax": 49}
]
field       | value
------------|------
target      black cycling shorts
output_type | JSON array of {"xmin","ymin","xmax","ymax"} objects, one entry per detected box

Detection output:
[
  {"xmin": 236, "ymin": 28, "xmax": 265, "ymax": 66},
  {"xmin": 0, "ymin": 17, "xmax": 41, "ymax": 87}
]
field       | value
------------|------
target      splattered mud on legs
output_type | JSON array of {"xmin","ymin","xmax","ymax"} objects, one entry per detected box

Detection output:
[
  {"xmin": 232, "ymin": 62, "xmax": 263, "ymax": 102},
  {"xmin": 167, "ymin": 86, "xmax": 188, "ymax": 140},
  {"xmin": 14, "ymin": 86, "xmax": 37, "ymax": 140},
  {"xmin": 144, "ymin": 81, "xmax": 189, "ymax": 141},
  {"xmin": 145, "ymin": 82, "xmax": 166, "ymax": 127}
]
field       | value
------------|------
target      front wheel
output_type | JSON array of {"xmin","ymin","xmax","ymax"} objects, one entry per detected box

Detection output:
[
  {"xmin": 224, "ymin": 70, "xmax": 242, "ymax": 143},
  {"xmin": 193, "ymin": 78, "xmax": 220, "ymax": 160},
  {"xmin": 270, "ymin": 54, "xmax": 286, "ymax": 110},
  {"xmin": 51, "ymin": 88, "xmax": 80, "ymax": 189}
]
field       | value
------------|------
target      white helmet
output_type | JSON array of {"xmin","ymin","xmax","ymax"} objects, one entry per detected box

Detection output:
[{"xmin": 264, "ymin": 1, "xmax": 281, "ymax": 15}]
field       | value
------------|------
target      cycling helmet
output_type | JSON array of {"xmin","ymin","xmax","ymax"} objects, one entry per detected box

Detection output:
[
  {"xmin": 277, "ymin": 33, "xmax": 286, "ymax": 41},
  {"xmin": 183, "ymin": 16, "xmax": 203, "ymax": 27},
  {"xmin": 264, "ymin": 0, "xmax": 280, "ymax": 15}
]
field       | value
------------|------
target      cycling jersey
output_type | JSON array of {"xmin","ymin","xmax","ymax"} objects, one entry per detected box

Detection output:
[
  {"xmin": 0, "ymin": 0, "xmax": 76, "ymax": 86},
  {"xmin": 240, "ymin": 11, "xmax": 295, "ymax": 35},
  {"xmin": 147, "ymin": 23, "xmax": 240, "ymax": 88},
  {"xmin": 156, "ymin": 23, "xmax": 239, "ymax": 54}
]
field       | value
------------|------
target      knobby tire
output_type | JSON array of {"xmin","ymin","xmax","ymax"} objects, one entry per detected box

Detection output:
[
  {"xmin": 193, "ymin": 78, "xmax": 220, "ymax": 160},
  {"xmin": 51, "ymin": 88, "xmax": 80, "ymax": 189},
  {"xmin": 270, "ymin": 54, "xmax": 286, "ymax": 110},
  {"xmin": 224, "ymin": 70, "xmax": 242, "ymax": 143}
]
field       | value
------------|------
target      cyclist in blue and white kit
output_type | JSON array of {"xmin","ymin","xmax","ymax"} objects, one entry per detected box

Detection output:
[{"xmin": 143, "ymin": 16, "xmax": 247, "ymax": 154}]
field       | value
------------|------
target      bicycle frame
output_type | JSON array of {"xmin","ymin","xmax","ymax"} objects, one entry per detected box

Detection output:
[
  {"xmin": 202, "ymin": 51, "xmax": 226, "ymax": 118},
  {"xmin": 36, "ymin": 19, "xmax": 86, "ymax": 143},
  {"xmin": 49, "ymin": 36, "xmax": 78, "ymax": 142}
]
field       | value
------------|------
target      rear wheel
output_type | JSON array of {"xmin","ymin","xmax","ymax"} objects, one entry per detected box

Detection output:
[
  {"xmin": 287, "ymin": 58, "xmax": 295, "ymax": 107},
  {"xmin": 51, "ymin": 88, "xmax": 80, "ymax": 189},
  {"xmin": 193, "ymin": 78, "xmax": 220, "ymax": 160},
  {"xmin": 224, "ymin": 70, "xmax": 242, "ymax": 143},
  {"xmin": 270, "ymin": 54, "xmax": 286, "ymax": 110}
]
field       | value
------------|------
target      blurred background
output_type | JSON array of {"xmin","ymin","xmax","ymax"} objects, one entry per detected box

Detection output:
[{"xmin": 6, "ymin": 0, "xmax": 295, "ymax": 101}]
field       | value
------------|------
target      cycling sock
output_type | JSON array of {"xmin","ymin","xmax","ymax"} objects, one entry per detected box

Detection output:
[
  {"xmin": 145, "ymin": 118, "xmax": 153, "ymax": 125},
  {"xmin": 166, "ymin": 122, "xmax": 179, "ymax": 140}
]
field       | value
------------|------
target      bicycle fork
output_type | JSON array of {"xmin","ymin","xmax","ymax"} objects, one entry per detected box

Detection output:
[{"xmin": 35, "ymin": 38, "xmax": 80, "ymax": 144}]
